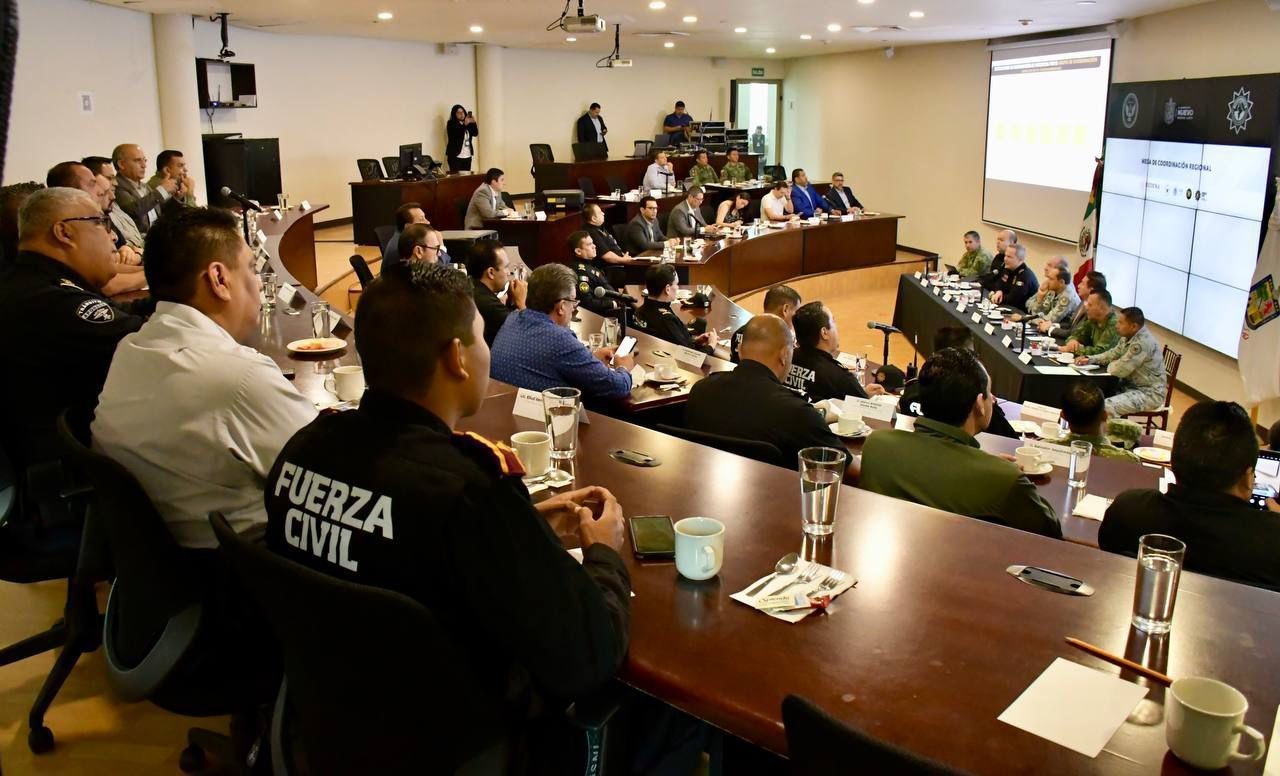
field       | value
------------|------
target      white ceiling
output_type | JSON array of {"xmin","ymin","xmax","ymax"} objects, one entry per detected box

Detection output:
[{"xmin": 96, "ymin": 0, "xmax": 1212, "ymax": 58}]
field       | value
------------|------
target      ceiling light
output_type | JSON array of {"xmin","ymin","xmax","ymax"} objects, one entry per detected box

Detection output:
[
  {"xmin": 469, "ymin": 24, "xmax": 483, "ymax": 33},
  {"xmin": 765, "ymin": 47, "xmax": 776, "ymax": 54},
  {"xmin": 826, "ymin": 23, "xmax": 842, "ymax": 32},
  {"xmin": 734, "ymin": 26, "xmax": 747, "ymax": 33},
  {"xmin": 648, "ymin": 1, "xmax": 666, "ymax": 9},
  {"xmin": 854, "ymin": 26, "xmax": 876, "ymax": 33},
  {"xmin": 664, "ymin": 41, "xmax": 675, "ymax": 48},
  {"xmin": 858, "ymin": 0, "xmax": 875, "ymax": 4},
  {"xmin": 376, "ymin": 11, "xmax": 393, "ymax": 21},
  {"xmin": 682, "ymin": 15, "xmax": 697, "ymax": 23},
  {"xmin": 566, "ymin": 36, "xmax": 577, "ymax": 42},
  {"xmin": 908, "ymin": 10, "xmax": 924, "ymax": 18},
  {"xmin": 800, "ymin": 34, "xmax": 812, "ymax": 40},
  {"xmin": 1076, "ymin": 0, "xmax": 1097, "ymax": 4}
]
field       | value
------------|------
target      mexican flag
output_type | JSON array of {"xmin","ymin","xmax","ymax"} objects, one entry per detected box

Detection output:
[
  {"xmin": 1239, "ymin": 181, "xmax": 1280, "ymax": 406},
  {"xmin": 1074, "ymin": 156, "xmax": 1103, "ymax": 288}
]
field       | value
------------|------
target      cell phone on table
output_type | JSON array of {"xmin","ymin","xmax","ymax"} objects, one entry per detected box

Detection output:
[
  {"xmin": 615, "ymin": 335, "xmax": 637, "ymax": 359},
  {"xmin": 628, "ymin": 515, "xmax": 675, "ymax": 560}
]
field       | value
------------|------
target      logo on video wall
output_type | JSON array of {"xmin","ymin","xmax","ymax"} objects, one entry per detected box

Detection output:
[
  {"xmin": 1227, "ymin": 88, "xmax": 1254, "ymax": 134},
  {"xmin": 1122, "ymin": 92, "xmax": 1140, "ymax": 128}
]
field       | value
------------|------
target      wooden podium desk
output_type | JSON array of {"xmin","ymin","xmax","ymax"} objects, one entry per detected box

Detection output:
[
  {"xmin": 535, "ymin": 152, "xmax": 761, "ymax": 195},
  {"xmin": 349, "ymin": 174, "xmax": 484, "ymax": 245}
]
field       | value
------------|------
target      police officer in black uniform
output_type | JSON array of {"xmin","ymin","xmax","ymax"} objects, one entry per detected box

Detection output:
[
  {"xmin": 265, "ymin": 263, "xmax": 710, "ymax": 772},
  {"xmin": 788, "ymin": 301, "xmax": 876, "ymax": 402},
  {"xmin": 728, "ymin": 283, "xmax": 801, "ymax": 363},
  {"xmin": 632, "ymin": 264, "xmax": 718, "ymax": 354},
  {"xmin": 568, "ymin": 229, "xmax": 634, "ymax": 320},
  {"xmin": 989, "ymin": 243, "xmax": 1039, "ymax": 311},
  {"xmin": 0, "ymin": 187, "xmax": 144, "ymax": 466}
]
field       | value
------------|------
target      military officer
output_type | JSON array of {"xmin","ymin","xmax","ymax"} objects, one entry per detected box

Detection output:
[
  {"xmin": 632, "ymin": 264, "xmax": 718, "ymax": 353},
  {"xmin": 1077, "ymin": 306, "xmax": 1166, "ymax": 417},
  {"xmin": 1060, "ymin": 289, "xmax": 1120, "ymax": 356}
]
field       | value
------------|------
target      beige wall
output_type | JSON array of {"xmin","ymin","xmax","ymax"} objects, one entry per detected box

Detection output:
[
  {"xmin": 782, "ymin": 0, "xmax": 1280, "ymax": 418},
  {"xmin": 4, "ymin": 0, "xmax": 163, "ymax": 184},
  {"xmin": 495, "ymin": 47, "xmax": 781, "ymax": 193}
]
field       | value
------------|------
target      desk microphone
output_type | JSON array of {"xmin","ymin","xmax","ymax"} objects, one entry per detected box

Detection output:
[
  {"xmin": 866, "ymin": 321, "xmax": 901, "ymax": 334},
  {"xmin": 220, "ymin": 186, "xmax": 262, "ymax": 212},
  {"xmin": 593, "ymin": 286, "xmax": 637, "ymax": 304}
]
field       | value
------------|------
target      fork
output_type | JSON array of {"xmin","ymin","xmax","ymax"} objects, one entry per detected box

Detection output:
[
  {"xmin": 769, "ymin": 564, "xmax": 821, "ymax": 596},
  {"xmin": 813, "ymin": 571, "xmax": 847, "ymax": 594}
]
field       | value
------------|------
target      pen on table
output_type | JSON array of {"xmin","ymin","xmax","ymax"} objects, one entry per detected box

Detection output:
[{"xmin": 1064, "ymin": 637, "xmax": 1173, "ymax": 686}]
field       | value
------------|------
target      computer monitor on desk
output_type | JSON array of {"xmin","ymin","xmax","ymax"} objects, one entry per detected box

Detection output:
[{"xmin": 398, "ymin": 143, "xmax": 423, "ymax": 180}]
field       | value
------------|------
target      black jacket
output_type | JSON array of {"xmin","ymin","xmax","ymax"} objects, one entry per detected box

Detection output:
[
  {"xmin": 585, "ymin": 223, "xmax": 625, "ymax": 262},
  {"xmin": 1100, "ymin": 484, "xmax": 1280, "ymax": 592},
  {"xmin": 686, "ymin": 360, "xmax": 843, "ymax": 463},
  {"xmin": 788, "ymin": 346, "xmax": 868, "ymax": 402},
  {"xmin": 632, "ymin": 298, "xmax": 707, "ymax": 353},
  {"xmin": 624, "ymin": 215, "xmax": 665, "ymax": 256},
  {"xmin": 576, "ymin": 112, "xmax": 608, "ymax": 150},
  {"xmin": 898, "ymin": 378, "xmax": 1021, "ymax": 440},
  {"xmin": 265, "ymin": 391, "xmax": 632, "ymax": 718},
  {"xmin": 471, "ymin": 277, "xmax": 513, "ymax": 346},
  {"xmin": 446, "ymin": 119, "xmax": 479, "ymax": 158},
  {"xmin": 823, "ymin": 185, "xmax": 863, "ymax": 212},
  {"xmin": 991, "ymin": 262, "xmax": 1039, "ymax": 311}
]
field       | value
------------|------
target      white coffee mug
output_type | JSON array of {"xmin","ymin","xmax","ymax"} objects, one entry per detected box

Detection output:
[
  {"xmin": 1040, "ymin": 421, "xmax": 1063, "ymax": 439},
  {"xmin": 674, "ymin": 517, "xmax": 724, "ymax": 581},
  {"xmin": 837, "ymin": 413, "xmax": 863, "ymax": 436},
  {"xmin": 1166, "ymin": 677, "xmax": 1267, "ymax": 770},
  {"xmin": 511, "ymin": 431, "xmax": 552, "ymax": 477},
  {"xmin": 656, "ymin": 363, "xmax": 678, "ymax": 381},
  {"xmin": 1014, "ymin": 446, "xmax": 1044, "ymax": 472},
  {"xmin": 325, "ymin": 365, "xmax": 365, "ymax": 401}
]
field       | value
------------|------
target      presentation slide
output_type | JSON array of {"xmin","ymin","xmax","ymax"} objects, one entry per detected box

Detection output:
[
  {"xmin": 982, "ymin": 40, "xmax": 1112, "ymax": 240},
  {"xmin": 1095, "ymin": 137, "xmax": 1271, "ymax": 357}
]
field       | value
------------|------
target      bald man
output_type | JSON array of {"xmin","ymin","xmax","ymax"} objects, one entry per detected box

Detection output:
[
  {"xmin": 112, "ymin": 143, "xmax": 180, "ymax": 233},
  {"xmin": 981, "ymin": 229, "xmax": 1017, "ymax": 291},
  {"xmin": 686, "ymin": 314, "xmax": 844, "ymax": 464}
]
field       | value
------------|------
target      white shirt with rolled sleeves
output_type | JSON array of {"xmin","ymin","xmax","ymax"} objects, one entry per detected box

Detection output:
[{"xmin": 92, "ymin": 302, "xmax": 318, "ymax": 549}]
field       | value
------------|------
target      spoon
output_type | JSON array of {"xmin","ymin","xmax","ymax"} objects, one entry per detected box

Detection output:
[{"xmin": 744, "ymin": 552, "xmax": 800, "ymax": 597}]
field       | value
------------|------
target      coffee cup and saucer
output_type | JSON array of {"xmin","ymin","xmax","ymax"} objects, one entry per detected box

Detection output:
[
  {"xmin": 648, "ymin": 363, "xmax": 683, "ymax": 384},
  {"xmin": 830, "ymin": 413, "xmax": 869, "ymax": 439},
  {"xmin": 1014, "ymin": 446, "xmax": 1053, "ymax": 476}
]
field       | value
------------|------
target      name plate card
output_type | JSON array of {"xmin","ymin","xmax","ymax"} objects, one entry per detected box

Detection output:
[
  {"xmin": 299, "ymin": 200, "xmax": 311, "ymax": 212},
  {"xmin": 272, "ymin": 209, "xmax": 283, "ymax": 221},
  {"xmin": 277, "ymin": 283, "xmax": 297, "ymax": 304},
  {"xmin": 984, "ymin": 323, "xmax": 996, "ymax": 336},
  {"xmin": 921, "ymin": 278, "xmax": 930, "ymax": 287},
  {"xmin": 852, "ymin": 397, "xmax": 895, "ymax": 422},
  {"xmin": 1152, "ymin": 429, "xmax": 1175, "ymax": 449},
  {"xmin": 957, "ymin": 302, "xmax": 968, "ymax": 314},
  {"xmin": 943, "ymin": 293, "xmax": 953, "ymax": 302},
  {"xmin": 1001, "ymin": 335, "xmax": 1013, "ymax": 348},
  {"xmin": 255, "ymin": 228, "xmax": 268, "ymax": 246},
  {"xmin": 674, "ymin": 346, "xmax": 707, "ymax": 369},
  {"xmin": 971, "ymin": 312, "xmax": 983, "ymax": 324},
  {"xmin": 1027, "ymin": 439, "xmax": 1073, "ymax": 468},
  {"xmin": 513, "ymin": 388, "xmax": 589, "ymax": 424},
  {"xmin": 914, "ymin": 271, "xmax": 923, "ymax": 280},
  {"xmin": 1018, "ymin": 351, "xmax": 1034, "ymax": 365},
  {"xmin": 1020, "ymin": 401, "xmax": 1063, "ymax": 424}
]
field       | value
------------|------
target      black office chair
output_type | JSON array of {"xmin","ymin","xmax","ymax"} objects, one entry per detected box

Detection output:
[
  {"xmin": 657, "ymin": 211, "xmax": 670, "ymax": 235},
  {"xmin": 0, "ymin": 440, "xmax": 102, "ymax": 755},
  {"xmin": 578, "ymin": 177, "xmax": 598, "ymax": 198},
  {"xmin": 572, "ymin": 142, "xmax": 608, "ymax": 162},
  {"xmin": 209, "ymin": 512, "xmax": 509, "ymax": 776},
  {"xmin": 656, "ymin": 424, "xmax": 788, "ymax": 468},
  {"xmin": 356, "ymin": 158, "xmax": 384, "ymax": 182},
  {"xmin": 611, "ymin": 223, "xmax": 628, "ymax": 245},
  {"xmin": 530, "ymin": 143, "xmax": 555, "ymax": 179},
  {"xmin": 382, "ymin": 156, "xmax": 401, "ymax": 178},
  {"xmin": 606, "ymin": 175, "xmax": 628, "ymax": 194},
  {"xmin": 652, "ymin": 134, "xmax": 672, "ymax": 149},
  {"xmin": 501, "ymin": 192, "xmax": 516, "ymax": 211},
  {"xmin": 632, "ymin": 140, "xmax": 653, "ymax": 159},
  {"xmin": 764, "ymin": 165, "xmax": 787, "ymax": 182},
  {"xmin": 349, "ymin": 255, "xmax": 374, "ymax": 289},
  {"xmin": 455, "ymin": 198, "xmax": 469, "ymax": 226},
  {"xmin": 699, "ymin": 203, "xmax": 717, "ymax": 225},
  {"xmin": 373, "ymin": 224, "xmax": 396, "ymax": 257},
  {"xmin": 782, "ymin": 695, "xmax": 965, "ymax": 775}
]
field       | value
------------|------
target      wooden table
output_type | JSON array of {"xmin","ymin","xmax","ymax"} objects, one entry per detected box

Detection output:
[
  {"xmin": 456, "ymin": 391, "xmax": 1280, "ymax": 774},
  {"xmin": 258, "ymin": 203, "xmax": 327, "ymax": 291},
  {"xmin": 483, "ymin": 211, "xmax": 588, "ymax": 266},
  {"xmin": 349, "ymin": 174, "xmax": 484, "ymax": 245},
  {"xmin": 534, "ymin": 152, "xmax": 761, "ymax": 195}
]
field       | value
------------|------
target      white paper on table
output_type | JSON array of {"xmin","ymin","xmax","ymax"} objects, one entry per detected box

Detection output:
[
  {"xmin": 851, "ymin": 397, "xmax": 895, "ymax": 422},
  {"xmin": 1002, "ymin": 335, "xmax": 1014, "ymax": 348},
  {"xmin": 971, "ymin": 312, "xmax": 983, "ymax": 324},
  {"xmin": 835, "ymin": 353, "xmax": 859, "ymax": 369},
  {"xmin": 1020, "ymin": 401, "xmax": 1063, "ymax": 424},
  {"xmin": 957, "ymin": 302, "xmax": 968, "ymax": 314},
  {"xmin": 984, "ymin": 323, "xmax": 996, "ymax": 336},
  {"xmin": 1018, "ymin": 352, "xmax": 1034, "ymax": 365},
  {"xmin": 1035, "ymin": 366, "xmax": 1079, "ymax": 376},
  {"xmin": 893, "ymin": 415, "xmax": 916, "ymax": 432},
  {"xmin": 629, "ymin": 365, "xmax": 647, "ymax": 387},
  {"xmin": 512, "ymin": 387, "xmax": 589, "ymax": 424},
  {"xmin": 730, "ymin": 562, "xmax": 856, "ymax": 623},
  {"xmin": 1027, "ymin": 439, "xmax": 1073, "ymax": 467},
  {"xmin": 1152, "ymin": 429, "xmax": 1175, "ymax": 449},
  {"xmin": 1071, "ymin": 494, "xmax": 1112, "ymax": 521},
  {"xmin": 998, "ymin": 658, "xmax": 1148, "ymax": 757},
  {"xmin": 1264, "ymin": 706, "xmax": 1280, "ymax": 775}
]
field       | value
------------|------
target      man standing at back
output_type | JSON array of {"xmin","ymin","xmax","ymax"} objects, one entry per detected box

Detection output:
[
  {"xmin": 112, "ymin": 143, "xmax": 179, "ymax": 233},
  {"xmin": 859, "ymin": 348, "xmax": 1060, "ymax": 538},
  {"xmin": 576, "ymin": 102, "xmax": 608, "ymax": 152},
  {"xmin": 730, "ymin": 284, "xmax": 801, "ymax": 363}
]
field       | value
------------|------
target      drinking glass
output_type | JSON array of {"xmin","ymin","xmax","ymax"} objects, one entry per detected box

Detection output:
[
  {"xmin": 588, "ymin": 333, "xmax": 605, "ymax": 350},
  {"xmin": 276, "ymin": 193, "xmax": 289, "ymax": 210},
  {"xmin": 601, "ymin": 317, "xmax": 622, "ymax": 348},
  {"xmin": 1068, "ymin": 440, "xmax": 1093, "ymax": 489},
  {"xmin": 260, "ymin": 270, "xmax": 277, "ymax": 311},
  {"xmin": 543, "ymin": 387, "xmax": 583, "ymax": 460},
  {"xmin": 853, "ymin": 352, "xmax": 868, "ymax": 381},
  {"xmin": 310, "ymin": 300, "xmax": 332, "ymax": 339},
  {"xmin": 1132, "ymin": 534, "xmax": 1185, "ymax": 634},
  {"xmin": 799, "ymin": 447, "xmax": 847, "ymax": 536}
]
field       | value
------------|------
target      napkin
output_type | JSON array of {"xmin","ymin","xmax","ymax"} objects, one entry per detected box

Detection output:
[
  {"xmin": 1071, "ymin": 494, "xmax": 1112, "ymax": 522},
  {"xmin": 999, "ymin": 658, "xmax": 1148, "ymax": 757},
  {"xmin": 730, "ymin": 562, "xmax": 857, "ymax": 623}
]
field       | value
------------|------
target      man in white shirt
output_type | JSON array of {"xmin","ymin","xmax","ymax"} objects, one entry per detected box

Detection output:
[
  {"xmin": 642, "ymin": 151, "xmax": 676, "ymax": 192},
  {"xmin": 93, "ymin": 206, "xmax": 318, "ymax": 550},
  {"xmin": 761, "ymin": 181, "xmax": 797, "ymax": 222}
]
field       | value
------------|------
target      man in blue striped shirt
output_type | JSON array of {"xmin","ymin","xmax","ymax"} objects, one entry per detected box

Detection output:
[{"xmin": 490, "ymin": 263, "xmax": 634, "ymax": 401}]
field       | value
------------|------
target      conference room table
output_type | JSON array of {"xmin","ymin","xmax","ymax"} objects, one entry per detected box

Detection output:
[
  {"xmin": 893, "ymin": 274, "xmax": 1120, "ymax": 404},
  {"xmin": 534, "ymin": 151, "xmax": 761, "ymax": 195},
  {"xmin": 482, "ymin": 210, "xmax": 592, "ymax": 266},
  {"xmin": 349, "ymin": 173, "xmax": 485, "ymax": 245}
]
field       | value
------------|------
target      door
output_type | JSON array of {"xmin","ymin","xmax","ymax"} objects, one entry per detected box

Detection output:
[{"xmin": 730, "ymin": 79, "xmax": 783, "ymax": 168}]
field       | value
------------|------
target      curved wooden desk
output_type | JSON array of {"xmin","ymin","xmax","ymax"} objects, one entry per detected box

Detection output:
[{"xmin": 259, "ymin": 203, "xmax": 328, "ymax": 292}]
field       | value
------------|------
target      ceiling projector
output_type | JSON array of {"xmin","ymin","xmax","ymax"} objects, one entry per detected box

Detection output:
[{"xmin": 563, "ymin": 14, "xmax": 606, "ymax": 33}]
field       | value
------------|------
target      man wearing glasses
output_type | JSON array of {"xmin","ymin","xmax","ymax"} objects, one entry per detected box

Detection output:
[
  {"xmin": 624, "ymin": 196, "xmax": 673, "ymax": 256},
  {"xmin": 391, "ymin": 223, "xmax": 450, "ymax": 270},
  {"xmin": 489, "ymin": 263, "xmax": 635, "ymax": 401},
  {"xmin": 0, "ymin": 187, "xmax": 144, "ymax": 466}
]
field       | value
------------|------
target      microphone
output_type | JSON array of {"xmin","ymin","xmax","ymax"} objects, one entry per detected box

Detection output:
[
  {"xmin": 220, "ymin": 186, "xmax": 262, "ymax": 212},
  {"xmin": 593, "ymin": 286, "xmax": 637, "ymax": 304},
  {"xmin": 866, "ymin": 321, "xmax": 901, "ymax": 334}
]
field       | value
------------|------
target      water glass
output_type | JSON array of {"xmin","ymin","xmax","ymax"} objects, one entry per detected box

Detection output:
[
  {"xmin": 799, "ymin": 447, "xmax": 847, "ymax": 536},
  {"xmin": 1132, "ymin": 533, "xmax": 1186, "ymax": 634},
  {"xmin": 602, "ymin": 317, "xmax": 622, "ymax": 348},
  {"xmin": 587, "ymin": 332, "xmax": 605, "ymax": 350},
  {"xmin": 542, "ymin": 387, "xmax": 582, "ymax": 460},
  {"xmin": 277, "ymin": 193, "xmax": 289, "ymax": 210},
  {"xmin": 310, "ymin": 300, "xmax": 332, "ymax": 339},
  {"xmin": 260, "ymin": 270, "xmax": 277, "ymax": 311},
  {"xmin": 1068, "ymin": 440, "xmax": 1092, "ymax": 489}
]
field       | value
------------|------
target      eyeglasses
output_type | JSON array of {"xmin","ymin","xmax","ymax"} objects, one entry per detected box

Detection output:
[
  {"xmin": 558, "ymin": 297, "xmax": 580, "ymax": 311},
  {"xmin": 59, "ymin": 215, "xmax": 112, "ymax": 231},
  {"xmin": 416, "ymin": 243, "xmax": 443, "ymax": 253}
]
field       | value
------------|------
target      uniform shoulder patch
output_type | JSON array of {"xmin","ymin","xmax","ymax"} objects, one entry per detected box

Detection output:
[
  {"xmin": 76, "ymin": 299, "xmax": 116, "ymax": 323},
  {"xmin": 59, "ymin": 278, "xmax": 88, "ymax": 292},
  {"xmin": 452, "ymin": 431, "xmax": 526, "ymax": 478}
]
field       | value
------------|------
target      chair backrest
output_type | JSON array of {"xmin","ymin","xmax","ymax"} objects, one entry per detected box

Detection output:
[
  {"xmin": 632, "ymin": 140, "xmax": 653, "ymax": 159},
  {"xmin": 455, "ymin": 198, "xmax": 468, "ymax": 225},
  {"xmin": 656, "ymin": 424, "xmax": 787, "ymax": 468},
  {"xmin": 501, "ymin": 191, "xmax": 515, "ymax": 211},
  {"xmin": 572, "ymin": 142, "xmax": 608, "ymax": 162},
  {"xmin": 782, "ymin": 695, "xmax": 964, "ymax": 775},
  {"xmin": 373, "ymin": 224, "xmax": 396, "ymax": 256},
  {"xmin": 356, "ymin": 158, "xmax": 384, "ymax": 182},
  {"xmin": 764, "ymin": 164, "xmax": 787, "ymax": 182},
  {"xmin": 653, "ymin": 134, "xmax": 671, "ymax": 149},
  {"xmin": 529, "ymin": 143, "xmax": 555, "ymax": 164},
  {"xmin": 577, "ymin": 177, "xmax": 598, "ymax": 198},
  {"xmin": 657, "ymin": 210, "xmax": 670, "ymax": 235},
  {"xmin": 611, "ymin": 223, "xmax": 628, "ymax": 244},
  {"xmin": 606, "ymin": 175, "xmax": 627, "ymax": 194},
  {"xmin": 210, "ymin": 512, "xmax": 505, "ymax": 775},
  {"xmin": 54, "ymin": 411, "xmax": 202, "ymax": 699},
  {"xmin": 349, "ymin": 255, "xmax": 374, "ymax": 288},
  {"xmin": 1161, "ymin": 346, "xmax": 1182, "ymax": 405},
  {"xmin": 381, "ymin": 156, "xmax": 400, "ymax": 178}
]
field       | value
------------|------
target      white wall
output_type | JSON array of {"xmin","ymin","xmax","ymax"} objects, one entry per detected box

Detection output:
[
  {"xmin": 781, "ymin": 0, "xmax": 1280, "ymax": 418},
  {"xmin": 190, "ymin": 18, "xmax": 474, "ymax": 222},
  {"xmin": 4, "ymin": 0, "xmax": 162, "ymax": 184}
]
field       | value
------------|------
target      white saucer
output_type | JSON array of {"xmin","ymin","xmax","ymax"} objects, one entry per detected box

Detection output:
[
  {"xmin": 1134, "ymin": 446, "xmax": 1172, "ymax": 464},
  {"xmin": 1019, "ymin": 461, "xmax": 1054, "ymax": 477},
  {"xmin": 829, "ymin": 422, "xmax": 870, "ymax": 439},
  {"xmin": 646, "ymin": 373, "xmax": 684, "ymax": 385},
  {"xmin": 1055, "ymin": 354, "xmax": 1076, "ymax": 364},
  {"xmin": 1035, "ymin": 428, "xmax": 1068, "ymax": 442},
  {"xmin": 1009, "ymin": 420, "xmax": 1040, "ymax": 435}
]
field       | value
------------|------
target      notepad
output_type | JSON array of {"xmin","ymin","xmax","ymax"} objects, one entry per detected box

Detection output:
[
  {"xmin": 999, "ymin": 658, "xmax": 1148, "ymax": 757},
  {"xmin": 1071, "ymin": 494, "xmax": 1112, "ymax": 522}
]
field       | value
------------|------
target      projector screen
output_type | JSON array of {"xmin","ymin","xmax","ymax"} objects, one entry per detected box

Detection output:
[{"xmin": 982, "ymin": 38, "xmax": 1113, "ymax": 241}]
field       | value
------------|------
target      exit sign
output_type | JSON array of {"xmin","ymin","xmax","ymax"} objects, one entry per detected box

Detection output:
[{"xmin": 751, "ymin": 67, "xmax": 765, "ymax": 77}]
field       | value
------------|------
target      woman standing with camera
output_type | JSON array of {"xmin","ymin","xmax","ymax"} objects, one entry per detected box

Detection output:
[{"xmin": 445, "ymin": 104, "xmax": 479, "ymax": 173}]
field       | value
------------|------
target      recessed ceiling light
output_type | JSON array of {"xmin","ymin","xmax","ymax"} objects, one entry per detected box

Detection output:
[
  {"xmin": 1076, "ymin": 0, "xmax": 1097, "ymax": 4},
  {"xmin": 765, "ymin": 47, "xmax": 776, "ymax": 54},
  {"xmin": 664, "ymin": 41, "xmax": 675, "ymax": 48},
  {"xmin": 469, "ymin": 24, "xmax": 483, "ymax": 33},
  {"xmin": 734, "ymin": 26, "xmax": 747, "ymax": 33},
  {"xmin": 854, "ymin": 26, "xmax": 876, "ymax": 33},
  {"xmin": 376, "ymin": 11, "xmax": 393, "ymax": 21},
  {"xmin": 826, "ymin": 23, "xmax": 842, "ymax": 32},
  {"xmin": 908, "ymin": 10, "xmax": 924, "ymax": 18},
  {"xmin": 800, "ymin": 34, "xmax": 812, "ymax": 40},
  {"xmin": 858, "ymin": 0, "xmax": 875, "ymax": 4},
  {"xmin": 682, "ymin": 15, "xmax": 697, "ymax": 23},
  {"xmin": 566, "ymin": 36, "xmax": 577, "ymax": 42},
  {"xmin": 648, "ymin": 0, "xmax": 666, "ymax": 9}
]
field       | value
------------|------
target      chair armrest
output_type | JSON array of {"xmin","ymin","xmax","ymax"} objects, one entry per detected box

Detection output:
[
  {"xmin": 103, "ymin": 583, "xmax": 203, "ymax": 702},
  {"xmin": 566, "ymin": 682, "xmax": 626, "ymax": 731}
]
